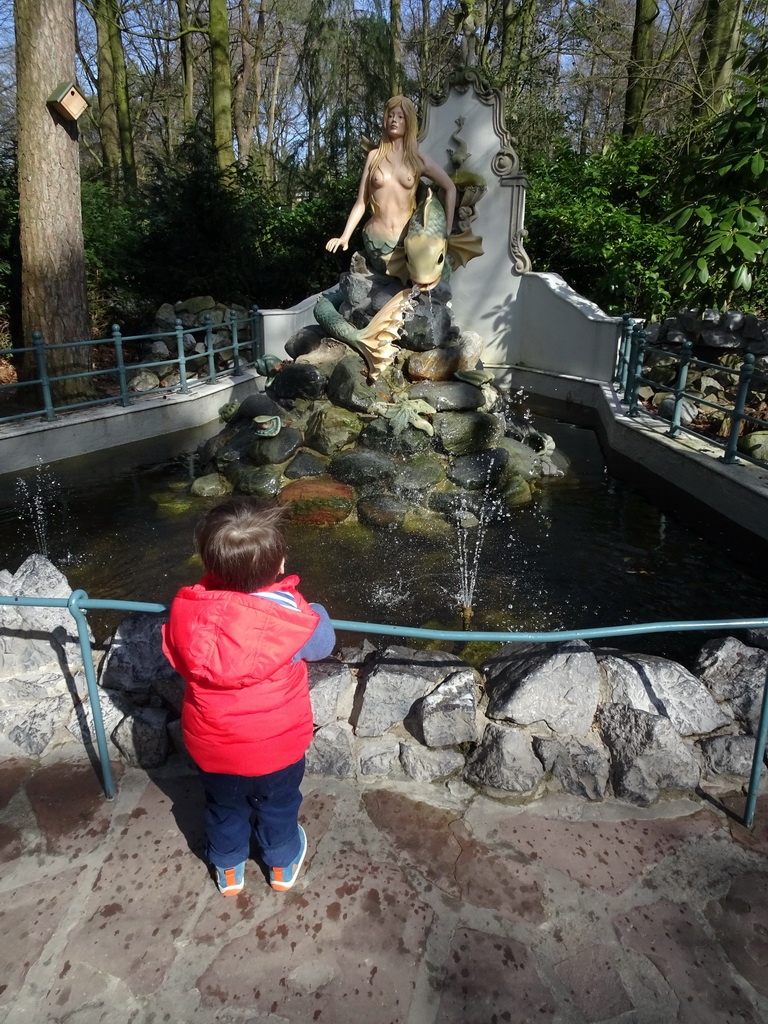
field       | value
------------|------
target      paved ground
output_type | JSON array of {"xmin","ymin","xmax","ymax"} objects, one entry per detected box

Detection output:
[{"xmin": 0, "ymin": 757, "xmax": 766, "ymax": 1024}]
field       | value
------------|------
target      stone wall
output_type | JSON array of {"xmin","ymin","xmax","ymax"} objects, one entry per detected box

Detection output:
[{"xmin": 2, "ymin": 556, "xmax": 766, "ymax": 809}]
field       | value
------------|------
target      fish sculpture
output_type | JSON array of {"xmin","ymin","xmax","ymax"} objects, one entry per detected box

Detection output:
[{"xmin": 389, "ymin": 187, "xmax": 484, "ymax": 290}]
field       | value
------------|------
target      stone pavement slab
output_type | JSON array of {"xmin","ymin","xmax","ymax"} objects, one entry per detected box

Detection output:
[{"xmin": 0, "ymin": 757, "xmax": 766, "ymax": 1024}]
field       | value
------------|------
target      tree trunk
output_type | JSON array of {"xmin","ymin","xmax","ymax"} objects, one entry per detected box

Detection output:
[
  {"xmin": 623, "ymin": 0, "xmax": 659, "ymax": 137},
  {"xmin": 390, "ymin": 0, "xmax": 402, "ymax": 94},
  {"xmin": 107, "ymin": 0, "xmax": 137, "ymax": 187},
  {"xmin": 15, "ymin": 0, "xmax": 92, "ymax": 402},
  {"xmin": 692, "ymin": 0, "xmax": 744, "ymax": 117},
  {"xmin": 178, "ymin": 0, "xmax": 195, "ymax": 124},
  {"xmin": 93, "ymin": 0, "xmax": 121, "ymax": 188},
  {"xmin": 209, "ymin": 0, "xmax": 236, "ymax": 174}
]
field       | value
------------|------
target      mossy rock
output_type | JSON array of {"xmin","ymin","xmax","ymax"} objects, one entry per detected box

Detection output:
[{"xmin": 278, "ymin": 476, "xmax": 355, "ymax": 525}]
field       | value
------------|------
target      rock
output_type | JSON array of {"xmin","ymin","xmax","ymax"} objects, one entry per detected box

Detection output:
[
  {"xmin": 464, "ymin": 722, "xmax": 544, "ymax": 794},
  {"xmin": 533, "ymin": 734, "xmax": 610, "ymax": 801},
  {"xmin": 597, "ymin": 651, "xmax": 731, "ymax": 736},
  {"xmin": 391, "ymin": 453, "xmax": 446, "ymax": 492},
  {"xmin": 399, "ymin": 741, "xmax": 465, "ymax": 782},
  {"xmin": 499, "ymin": 473, "xmax": 533, "ymax": 508},
  {"xmin": 305, "ymin": 404, "xmax": 364, "ymax": 455},
  {"xmin": 496, "ymin": 436, "xmax": 543, "ymax": 480},
  {"xmin": 190, "ymin": 473, "xmax": 232, "ymax": 497},
  {"xmin": 432, "ymin": 411, "xmax": 503, "ymax": 455},
  {"xmin": 337, "ymin": 639, "xmax": 379, "ymax": 667},
  {"xmin": 359, "ymin": 735, "xmax": 401, "ymax": 776},
  {"xmin": 67, "ymin": 687, "xmax": 136, "ymax": 750},
  {"xmin": 268, "ymin": 363, "xmax": 328, "ymax": 402},
  {"xmin": 0, "ymin": 555, "xmax": 92, "ymax": 708},
  {"xmin": 699, "ymin": 735, "xmax": 766, "ymax": 776},
  {"xmin": 738, "ymin": 430, "xmax": 768, "ymax": 462},
  {"xmin": 100, "ymin": 613, "xmax": 181, "ymax": 702},
  {"xmin": 483, "ymin": 641, "xmax": 601, "ymax": 736},
  {"xmin": 695, "ymin": 636, "xmax": 768, "ymax": 734},
  {"xmin": 306, "ymin": 721, "xmax": 355, "ymax": 776},
  {"xmin": 413, "ymin": 668, "xmax": 478, "ymax": 747},
  {"xmin": 278, "ymin": 476, "xmax": 355, "ymax": 525},
  {"xmin": 359, "ymin": 417, "xmax": 431, "ymax": 456},
  {"xmin": 308, "ymin": 659, "xmax": 352, "ymax": 727},
  {"xmin": 657, "ymin": 395, "xmax": 699, "ymax": 425},
  {"xmin": 355, "ymin": 646, "xmax": 467, "ymax": 737},
  {"xmin": 247, "ymin": 426, "xmax": 303, "ymax": 466},
  {"xmin": 400, "ymin": 299, "xmax": 453, "ymax": 351},
  {"xmin": 128, "ymin": 370, "xmax": 160, "ymax": 392},
  {"xmin": 357, "ymin": 494, "xmax": 410, "ymax": 529},
  {"xmin": 284, "ymin": 323, "xmax": 328, "ymax": 359},
  {"xmin": 597, "ymin": 703, "xmax": 701, "ymax": 806},
  {"xmin": 294, "ymin": 338, "xmax": 349, "ymax": 378},
  {"xmin": 448, "ymin": 448, "xmax": 508, "ymax": 490},
  {"xmin": 2, "ymin": 694, "xmax": 74, "ymax": 756},
  {"xmin": 328, "ymin": 449, "xmax": 395, "ymax": 487},
  {"xmin": 111, "ymin": 706, "xmax": 171, "ymax": 768},
  {"xmin": 226, "ymin": 463, "xmax": 282, "ymax": 498},
  {"xmin": 176, "ymin": 295, "xmax": 216, "ymax": 316},
  {"xmin": 284, "ymin": 450, "xmax": 329, "ymax": 479},
  {"xmin": 408, "ymin": 382, "xmax": 486, "ymax": 412},
  {"xmin": 326, "ymin": 354, "xmax": 379, "ymax": 413},
  {"xmin": 222, "ymin": 392, "xmax": 284, "ymax": 423}
]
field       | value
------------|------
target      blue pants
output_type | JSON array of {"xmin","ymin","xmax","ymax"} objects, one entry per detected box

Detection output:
[{"xmin": 199, "ymin": 756, "xmax": 305, "ymax": 870}]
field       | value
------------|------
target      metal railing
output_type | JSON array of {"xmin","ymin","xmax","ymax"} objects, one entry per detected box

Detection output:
[
  {"xmin": 1, "ymin": 591, "xmax": 766, "ymax": 829},
  {"xmin": 617, "ymin": 315, "xmax": 768, "ymax": 467},
  {"xmin": 0, "ymin": 307, "xmax": 265, "ymax": 425}
]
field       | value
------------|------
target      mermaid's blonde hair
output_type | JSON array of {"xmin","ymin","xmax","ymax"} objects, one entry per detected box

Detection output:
[{"xmin": 368, "ymin": 95, "xmax": 423, "ymax": 217}]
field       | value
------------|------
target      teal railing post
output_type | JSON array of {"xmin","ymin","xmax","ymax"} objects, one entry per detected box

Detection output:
[
  {"xmin": 723, "ymin": 353, "xmax": 754, "ymax": 465},
  {"xmin": 112, "ymin": 324, "xmax": 131, "ymax": 408},
  {"xmin": 175, "ymin": 318, "xmax": 189, "ymax": 394},
  {"xmin": 250, "ymin": 304, "xmax": 264, "ymax": 362},
  {"xmin": 617, "ymin": 314, "xmax": 635, "ymax": 390},
  {"xmin": 66, "ymin": 590, "xmax": 116, "ymax": 800},
  {"xmin": 669, "ymin": 340, "xmax": 692, "ymax": 438},
  {"xmin": 204, "ymin": 315, "xmax": 216, "ymax": 382},
  {"xmin": 742, "ymin": 672, "xmax": 768, "ymax": 829},
  {"xmin": 626, "ymin": 325, "xmax": 647, "ymax": 416},
  {"xmin": 32, "ymin": 330, "xmax": 56, "ymax": 421},
  {"xmin": 230, "ymin": 308, "xmax": 241, "ymax": 375}
]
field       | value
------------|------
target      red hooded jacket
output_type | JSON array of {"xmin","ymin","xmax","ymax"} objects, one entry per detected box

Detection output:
[{"xmin": 161, "ymin": 574, "xmax": 319, "ymax": 775}]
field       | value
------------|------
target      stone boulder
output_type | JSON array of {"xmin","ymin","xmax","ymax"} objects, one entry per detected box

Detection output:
[
  {"xmin": 695, "ymin": 637, "xmax": 768, "ymax": 734},
  {"xmin": 464, "ymin": 722, "xmax": 544, "ymax": 794},
  {"xmin": 533, "ymin": 733, "xmax": 611, "ymax": 801},
  {"xmin": 483, "ymin": 640, "xmax": 601, "ymax": 736},
  {"xmin": 0, "ymin": 555, "xmax": 95, "ymax": 757},
  {"xmin": 597, "ymin": 650, "xmax": 731, "ymax": 736},
  {"xmin": 597, "ymin": 703, "xmax": 701, "ymax": 806},
  {"xmin": 277, "ymin": 476, "xmax": 355, "ymax": 525},
  {"xmin": 355, "ymin": 646, "xmax": 467, "ymax": 737}
]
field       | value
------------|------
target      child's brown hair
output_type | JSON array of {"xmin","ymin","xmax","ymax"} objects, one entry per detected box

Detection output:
[{"xmin": 194, "ymin": 497, "xmax": 286, "ymax": 592}]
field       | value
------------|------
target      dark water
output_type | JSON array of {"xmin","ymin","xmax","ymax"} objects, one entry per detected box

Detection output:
[{"xmin": 1, "ymin": 418, "xmax": 765, "ymax": 667}]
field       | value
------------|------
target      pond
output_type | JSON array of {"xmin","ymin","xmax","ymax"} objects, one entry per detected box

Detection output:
[{"xmin": 1, "ymin": 416, "xmax": 765, "ymax": 667}]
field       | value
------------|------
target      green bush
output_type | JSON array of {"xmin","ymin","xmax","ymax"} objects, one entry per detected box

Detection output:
[{"xmin": 524, "ymin": 137, "xmax": 678, "ymax": 317}]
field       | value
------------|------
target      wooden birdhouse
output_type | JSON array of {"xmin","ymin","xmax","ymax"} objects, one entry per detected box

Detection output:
[{"xmin": 47, "ymin": 82, "xmax": 89, "ymax": 122}]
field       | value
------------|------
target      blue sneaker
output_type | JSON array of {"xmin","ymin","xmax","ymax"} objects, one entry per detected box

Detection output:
[
  {"xmin": 214, "ymin": 861, "xmax": 245, "ymax": 895},
  {"xmin": 269, "ymin": 826, "xmax": 307, "ymax": 891}
]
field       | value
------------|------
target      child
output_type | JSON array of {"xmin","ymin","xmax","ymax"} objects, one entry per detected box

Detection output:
[{"xmin": 162, "ymin": 497, "xmax": 335, "ymax": 895}]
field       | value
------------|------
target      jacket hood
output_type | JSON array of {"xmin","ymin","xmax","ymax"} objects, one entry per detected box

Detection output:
[{"xmin": 162, "ymin": 575, "xmax": 319, "ymax": 688}]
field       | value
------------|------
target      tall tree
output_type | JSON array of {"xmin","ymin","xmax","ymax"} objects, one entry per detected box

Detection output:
[
  {"xmin": 692, "ymin": 0, "xmax": 745, "ymax": 116},
  {"xmin": 14, "ymin": 0, "xmax": 92, "ymax": 398},
  {"xmin": 209, "ymin": 0, "xmax": 236, "ymax": 172},
  {"xmin": 623, "ymin": 0, "xmax": 659, "ymax": 137}
]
